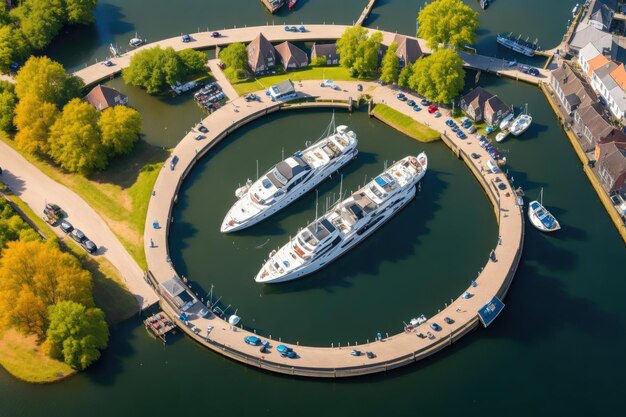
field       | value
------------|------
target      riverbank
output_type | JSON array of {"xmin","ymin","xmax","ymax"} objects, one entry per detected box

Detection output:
[{"xmin": 370, "ymin": 103, "xmax": 440, "ymax": 143}]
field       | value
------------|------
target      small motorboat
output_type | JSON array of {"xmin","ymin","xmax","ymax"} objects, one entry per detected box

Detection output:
[
  {"xmin": 499, "ymin": 113, "xmax": 515, "ymax": 130},
  {"xmin": 496, "ymin": 129, "xmax": 510, "ymax": 143},
  {"xmin": 528, "ymin": 188, "xmax": 560, "ymax": 232},
  {"xmin": 129, "ymin": 37, "xmax": 143, "ymax": 47},
  {"xmin": 109, "ymin": 43, "xmax": 120, "ymax": 57},
  {"xmin": 289, "ymin": 0, "xmax": 297, "ymax": 9}
]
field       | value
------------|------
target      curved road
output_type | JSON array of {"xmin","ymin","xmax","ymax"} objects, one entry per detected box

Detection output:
[
  {"xmin": 0, "ymin": 141, "xmax": 157, "ymax": 308},
  {"xmin": 145, "ymin": 80, "xmax": 524, "ymax": 377}
]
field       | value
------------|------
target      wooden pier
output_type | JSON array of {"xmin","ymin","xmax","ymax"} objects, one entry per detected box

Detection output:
[
  {"xmin": 144, "ymin": 311, "xmax": 176, "ymax": 343},
  {"xmin": 356, "ymin": 0, "xmax": 377, "ymax": 26}
]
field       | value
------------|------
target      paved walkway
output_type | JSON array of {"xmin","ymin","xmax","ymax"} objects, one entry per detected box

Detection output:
[
  {"xmin": 144, "ymin": 80, "xmax": 524, "ymax": 377},
  {"xmin": 72, "ymin": 24, "xmax": 549, "ymax": 88},
  {"xmin": 206, "ymin": 59, "xmax": 240, "ymax": 100},
  {"xmin": 0, "ymin": 141, "xmax": 158, "ymax": 308}
]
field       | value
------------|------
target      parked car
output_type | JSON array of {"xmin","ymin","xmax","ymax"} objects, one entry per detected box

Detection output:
[
  {"xmin": 194, "ymin": 134, "xmax": 205, "ymax": 140},
  {"xmin": 444, "ymin": 317, "xmax": 454, "ymax": 325},
  {"xmin": 430, "ymin": 323, "xmax": 442, "ymax": 331},
  {"xmin": 81, "ymin": 239, "xmax": 97, "ymax": 254},
  {"xmin": 467, "ymin": 125, "xmax": 477, "ymax": 133},
  {"xmin": 357, "ymin": 84, "xmax": 363, "ymax": 91},
  {"xmin": 332, "ymin": 84, "xmax": 341, "ymax": 91},
  {"xmin": 366, "ymin": 351, "xmax": 376, "ymax": 359},
  {"xmin": 244, "ymin": 336, "xmax": 261, "ymax": 346},
  {"xmin": 413, "ymin": 105, "xmax": 421, "ymax": 112},
  {"xmin": 396, "ymin": 93, "xmax": 407, "ymax": 101},
  {"xmin": 470, "ymin": 152, "xmax": 481, "ymax": 159},
  {"xmin": 44, "ymin": 203, "xmax": 64, "ymax": 220},
  {"xmin": 284, "ymin": 26, "xmax": 291, "ymax": 31},
  {"xmin": 428, "ymin": 104, "xmax": 439, "ymax": 113},
  {"xmin": 101, "ymin": 60, "xmax": 113, "ymax": 67},
  {"xmin": 421, "ymin": 98, "xmax": 431, "ymax": 106},
  {"xmin": 70, "ymin": 229, "xmax": 86, "ymax": 243},
  {"xmin": 181, "ymin": 34, "xmax": 191, "ymax": 43},
  {"xmin": 211, "ymin": 31, "xmax": 221, "ymax": 38},
  {"xmin": 198, "ymin": 125, "xmax": 208, "ymax": 133},
  {"xmin": 407, "ymin": 99, "xmax": 416, "ymax": 106},
  {"xmin": 290, "ymin": 26, "xmax": 298, "ymax": 32},
  {"xmin": 59, "ymin": 220, "xmax": 73, "ymax": 233},
  {"xmin": 445, "ymin": 119, "xmax": 455, "ymax": 127},
  {"xmin": 298, "ymin": 26, "xmax": 306, "ymax": 32},
  {"xmin": 433, "ymin": 111, "xmax": 442, "ymax": 118}
]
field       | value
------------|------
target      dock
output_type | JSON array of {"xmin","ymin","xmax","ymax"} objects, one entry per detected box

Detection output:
[
  {"xmin": 260, "ymin": 0, "xmax": 285, "ymax": 14},
  {"xmin": 144, "ymin": 311, "xmax": 176, "ymax": 343},
  {"xmin": 356, "ymin": 0, "xmax": 377, "ymax": 26}
]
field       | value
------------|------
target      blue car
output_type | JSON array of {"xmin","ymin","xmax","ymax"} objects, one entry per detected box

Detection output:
[
  {"xmin": 407, "ymin": 99, "xmax": 415, "ymax": 106},
  {"xmin": 430, "ymin": 323, "xmax": 442, "ymax": 331},
  {"xmin": 290, "ymin": 26, "xmax": 298, "ymax": 32},
  {"xmin": 281, "ymin": 350, "xmax": 297, "ymax": 359},
  {"xmin": 276, "ymin": 344, "xmax": 292, "ymax": 353},
  {"xmin": 421, "ymin": 98, "xmax": 431, "ymax": 106},
  {"xmin": 299, "ymin": 26, "xmax": 306, "ymax": 32},
  {"xmin": 284, "ymin": 26, "xmax": 291, "ymax": 31},
  {"xmin": 244, "ymin": 336, "xmax": 261, "ymax": 346},
  {"xmin": 413, "ymin": 105, "xmax": 421, "ymax": 111},
  {"xmin": 445, "ymin": 119, "xmax": 454, "ymax": 127}
]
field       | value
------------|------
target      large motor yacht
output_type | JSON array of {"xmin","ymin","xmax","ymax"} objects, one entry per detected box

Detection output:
[{"xmin": 255, "ymin": 154, "xmax": 428, "ymax": 283}]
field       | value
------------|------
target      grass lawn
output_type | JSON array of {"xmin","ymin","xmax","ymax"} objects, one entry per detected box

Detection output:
[
  {"xmin": 371, "ymin": 104, "xmax": 441, "ymax": 143},
  {"xmin": 1, "ymin": 132, "xmax": 167, "ymax": 269},
  {"xmin": 231, "ymin": 66, "xmax": 363, "ymax": 96},
  {"xmin": 0, "ymin": 329, "xmax": 75, "ymax": 383},
  {"xmin": 6, "ymin": 193, "xmax": 139, "ymax": 324}
]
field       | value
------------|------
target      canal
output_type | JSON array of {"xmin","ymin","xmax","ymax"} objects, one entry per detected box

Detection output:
[{"xmin": 2, "ymin": 1, "xmax": 624, "ymax": 416}]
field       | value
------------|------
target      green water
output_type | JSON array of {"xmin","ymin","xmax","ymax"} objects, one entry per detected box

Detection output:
[{"xmin": 2, "ymin": 1, "xmax": 625, "ymax": 416}]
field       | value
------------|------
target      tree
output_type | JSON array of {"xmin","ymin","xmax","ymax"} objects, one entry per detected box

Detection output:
[
  {"xmin": 0, "ymin": 24, "xmax": 30, "ymax": 73},
  {"xmin": 13, "ymin": 95, "xmax": 59, "ymax": 154},
  {"xmin": 379, "ymin": 42, "xmax": 400, "ymax": 84},
  {"xmin": 398, "ymin": 62, "xmax": 414, "ymax": 88},
  {"xmin": 98, "ymin": 105, "xmax": 142, "ymax": 156},
  {"xmin": 15, "ymin": 56, "xmax": 83, "ymax": 107},
  {"xmin": 0, "ymin": 239, "xmax": 94, "ymax": 339},
  {"xmin": 178, "ymin": 48, "xmax": 206, "ymax": 76},
  {"xmin": 351, "ymin": 31, "xmax": 382, "ymax": 78},
  {"xmin": 44, "ymin": 301, "xmax": 108, "ymax": 370},
  {"xmin": 311, "ymin": 55, "xmax": 327, "ymax": 66},
  {"xmin": 48, "ymin": 98, "xmax": 107, "ymax": 174},
  {"xmin": 11, "ymin": 0, "xmax": 65, "ymax": 50},
  {"xmin": 408, "ymin": 49, "xmax": 465, "ymax": 104},
  {"xmin": 123, "ymin": 46, "xmax": 185, "ymax": 93},
  {"xmin": 337, "ymin": 26, "xmax": 369, "ymax": 70},
  {"xmin": 64, "ymin": 0, "xmax": 98, "ymax": 25},
  {"xmin": 0, "ymin": 80, "xmax": 17, "ymax": 132},
  {"xmin": 417, "ymin": 0, "xmax": 479, "ymax": 50},
  {"xmin": 219, "ymin": 42, "xmax": 248, "ymax": 79}
]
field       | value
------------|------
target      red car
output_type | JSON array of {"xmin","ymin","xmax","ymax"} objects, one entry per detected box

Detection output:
[{"xmin": 428, "ymin": 104, "xmax": 438, "ymax": 113}]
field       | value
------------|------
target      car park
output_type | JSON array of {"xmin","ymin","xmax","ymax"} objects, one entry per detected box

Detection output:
[
  {"xmin": 70, "ymin": 229, "xmax": 86, "ymax": 243},
  {"xmin": 430, "ymin": 323, "xmax": 442, "ymax": 331},
  {"xmin": 407, "ymin": 99, "xmax": 415, "ymax": 106},
  {"xmin": 81, "ymin": 239, "xmax": 97, "ymax": 254},
  {"xmin": 59, "ymin": 220, "xmax": 73, "ymax": 233}
]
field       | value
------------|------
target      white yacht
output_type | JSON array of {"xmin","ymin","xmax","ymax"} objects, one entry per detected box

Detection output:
[
  {"xmin": 509, "ymin": 114, "xmax": 532, "ymax": 136},
  {"xmin": 221, "ymin": 125, "xmax": 358, "ymax": 233},
  {"xmin": 499, "ymin": 113, "xmax": 515, "ymax": 130},
  {"xmin": 528, "ymin": 188, "xmax": 560, "ymax": 232},
  {"xmin": 255, "ymin": 154, "xmax": 428, "ymax": 284}
]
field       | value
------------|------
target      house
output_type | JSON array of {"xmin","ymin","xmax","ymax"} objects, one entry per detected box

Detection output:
[
  {"xmin": 591, "ymin": 61, "xmax": 626, "ymax": 120},
  {"xmin": 247, "ymin": 33, "xmax": 276, "ymax": 74},
  {"xmin": 392, "ymin": 34, "xmax": 422, "ymax": 67},
  {"xmin": 82, "ymin": 85, "xmax": 128, "ymax": 111},
  {"xmin": 274, "ymin": 41, "xmax": 308, "ymax": 70},
  {"xmin": 459, "ymin": 87, "xmax": 511, "ymax": 124},
  {"xmin": 594, "ymin": 140, "xmax": 626, "ymax": 194},
  {"xmin": 610, "ymin": 36, "xmax": 626, "ymax": 64},
  {"xmin": 569, "ymin": 23, "xmax": 613, "ymax": 54},
  {"xmin": 311, "ymin": 43, "xmax": 340, "ymax": 65},
  {"xmin": 587, "ymin": 53, "xmax": 610, "ymax": 77},
  {"xmin": 573, "ymin": 103, "xmax": 614, "ymax": 150},
  {"xmin": 550, "ymin": 63, "xmax": 598, "ymax": 115},
  {"xmin": 587, "ymin": 0, "xmax": 616, "ymax": 32},
  {"xmin": 579, "ymin": 42, "xmax": 604, "ymax": 75}
]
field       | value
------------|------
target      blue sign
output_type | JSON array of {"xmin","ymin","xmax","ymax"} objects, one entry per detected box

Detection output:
[{"xmin": 478, "ymin": 296, "xmax": 505, "ymax": 328}]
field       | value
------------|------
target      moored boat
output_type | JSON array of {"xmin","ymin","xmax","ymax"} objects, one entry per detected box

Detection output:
[
  {"xmin": 496, "ymin": 33, "xmax": 540, "ymax": 57},
  {"xmin": 509, "ymin": 114, "xmax": 532, "ymax": 136},
  {"xmin": 221, "ymin": 123, "xmax": 358, "ymax": 233},
  {"xmin": 255, "ymin": 154, "xmax": 428, "ymax": 284},
  {"xmin": 499, "ymin": 112, "xmax": 515, "ymax": 130},
  {"xmin": 528, "ymin": 188, "xmax": 560, "ymax": 232},
  {"xmin": 496, "ymin": 129, "xmax": 510, "ymax": 143}
]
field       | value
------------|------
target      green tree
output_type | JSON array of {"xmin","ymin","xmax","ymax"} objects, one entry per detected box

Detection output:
[
  {"xmin": 15, "ymin": 56, "xmax": 83, "ymax": 107},
  {"xmin": 379, "ymin": 42, "xmax": 400, "ymax": 84},
  {"xmin": 337, "ymin": 26, "xmax": 382, "ymax": 78},
  {"xmin": 311, "ymin": 55, "xmax": 327, "ymax": 66},
  {"xmin": 219, "ymin": 42, "xmax": 248, "ymax": 79},
  {"xmin": 0, "ymin": 24, "xmax": 30, "ymax": 73},
  {"xmin": 398, "ymin": 62, "xmax": 414, "ymax": 88},
  {"xmin": 98, "ymin": 105, "xmax": 142, "ymax": 156},
  {"xmin": 178, "ymin": 48, "xmax": 206, "ymax": 76},
  {"xmin": 11, "ymin": 0, "xmax": 65, "ymax": 50},
  {"xmin": 0, "ymin": 80, "xmax": 17, "ymax": 132},
  {"xmin": 0, "ymin": 3, "xmax": 10, "ymax": 25},
  {"xmin": 64, "ymin": 0, "xmax": 98, "ymax": 24},
  {"xmin": 417, "ymin": 0, "xmax": 479, "ymax": 50},
  {"xmin": 408, "ymin": 49, "xmax": 465, "ymax": 104},
  {"xmin": 48, "ymin": 98, "xmax": 107, "ymax": 174},
  {"xmin": 13, "ymin": 95, "xmax": 59, "ymax": 154},
  {"xmin": 44, "ymin": 301, "xmax": 108, "ymax": 370},
  {"xmin": 123, "ymin": 46, "xmax": 185, "ymax": 94},
  {"xmin": 337, "ymin": 26, "xmax": 369, "ymax": 70}
]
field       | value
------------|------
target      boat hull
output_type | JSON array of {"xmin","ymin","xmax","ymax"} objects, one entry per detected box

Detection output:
[
  {"xmin": 256, "ymin": 184, "xmax": 419, "ymax": 283},
  {"xmin": 527, "ymin": 201, "xmax": 561, "ymax": 232}
]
